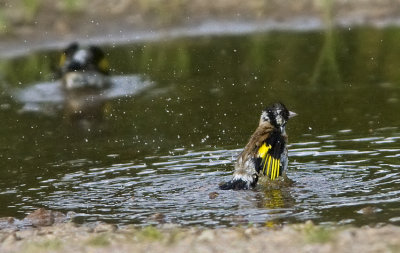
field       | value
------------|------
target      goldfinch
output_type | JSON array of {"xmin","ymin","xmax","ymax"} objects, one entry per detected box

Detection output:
[
  {"xmin": 220, "ymin": 102, "xmax": 297, "ymax": 190},
  {"xmin": 58, "ymin": 42, "xmax": 110, "ymax": 90}
]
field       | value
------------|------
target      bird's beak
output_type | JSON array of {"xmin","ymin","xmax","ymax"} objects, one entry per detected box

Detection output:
[{"xmin": 289, "ymin": 111, "xmax": 298, "ymax": 118}]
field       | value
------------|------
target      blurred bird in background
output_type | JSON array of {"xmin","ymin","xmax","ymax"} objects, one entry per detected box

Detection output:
[{"xmin": 58, "ymin": 42, "xmax": 111, "ymax": 130}]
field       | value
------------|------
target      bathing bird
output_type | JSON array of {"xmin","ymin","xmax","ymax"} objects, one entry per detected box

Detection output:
[
  {"xmin": 219, "ymin": 102, "xmax": 297, "ymax": 190},
  {"xmin": 58, "ymin": 42, "xmax": 110, "ymax": 90},
  {"xmin": 58, "ymin": 42, "xmax": 111, "ymax": 129}
]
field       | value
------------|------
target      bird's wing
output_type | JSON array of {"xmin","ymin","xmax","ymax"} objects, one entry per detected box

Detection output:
[
  {"xmin": 256, "ymin": 131, "xmax": 285, "ymax": 180},
  {"xmin": 257, "ymin": 142, "xmax": 279, "ymax": 180}
]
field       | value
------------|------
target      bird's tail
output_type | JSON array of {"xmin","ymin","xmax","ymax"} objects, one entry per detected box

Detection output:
[{"xmin": 219, "ymin": 178, "xmax": 252, "ymax": 190}]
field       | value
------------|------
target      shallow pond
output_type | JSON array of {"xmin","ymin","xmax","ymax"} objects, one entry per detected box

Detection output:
[{"xmin": 0, "ymin": 26, "xmax": 400, "ymax": 227}]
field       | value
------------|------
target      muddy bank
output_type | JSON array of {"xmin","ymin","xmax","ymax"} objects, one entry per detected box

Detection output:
[
  {"xmin": 1, "ymin": 221, "xmax": 400, "ymax": 253},
  {"xmin": 1, "ymin": 0, "xmax": 400, "ymax": 57},
  {"xmin": 1, "ymin": 209, "xmax": 399, "ymax": 252}
]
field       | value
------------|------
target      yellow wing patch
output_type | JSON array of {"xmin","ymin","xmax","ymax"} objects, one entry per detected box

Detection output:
[
  {"xmin": 257, "ymin": 142, "xmax": 270, "ymax": 158},
  {"xmin": 98, "ymin": 58, "xmax": 109, "ymax": 73},
  {"xmin": 59, "ymin": 53, "xmax": 67, "ymax": 67},
  {"xmin": 257, "ymin": 143, "xmax": 281, "ymax": 180}
]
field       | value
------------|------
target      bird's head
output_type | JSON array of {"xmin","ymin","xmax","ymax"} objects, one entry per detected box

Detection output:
[
  {"xmin": 59, "ymin": 42, "xmax": 109, "ymax": 75},
  {"xmin": 260, "ymin": 102, "xmax": 297, "ymax": 132}
]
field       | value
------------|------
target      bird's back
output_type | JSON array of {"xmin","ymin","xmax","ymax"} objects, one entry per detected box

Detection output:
[{"xmin": 237, "ymin": 122, "xmax": 287, "ymax": 179}]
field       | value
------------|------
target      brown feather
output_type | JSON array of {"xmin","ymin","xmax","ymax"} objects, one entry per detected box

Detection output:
[{"xmin": 238, "ymin": 122, "xmax": 274, "ymax": 165}]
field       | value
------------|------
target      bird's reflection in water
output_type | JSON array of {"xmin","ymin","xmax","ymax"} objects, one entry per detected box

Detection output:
[
  {"xmin": 260, "ymin": 188, "xmax": 296, "ymax": 212},
  {"xmin": 255, "ymin": 175, "xmax": 296, "ymax": 227},
  {"xmin": 62, "ymin": 88, "xmax": 110, "ymax": 131}
]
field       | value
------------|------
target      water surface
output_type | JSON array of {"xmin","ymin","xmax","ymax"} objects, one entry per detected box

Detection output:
[{"xmin": 0, "ymin": 26, "xmax": 399, "ymax": 227}]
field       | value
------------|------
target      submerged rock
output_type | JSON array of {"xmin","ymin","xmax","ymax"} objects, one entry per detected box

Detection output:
[
  {"xmin": 150, "ymin": 213, "xmax": 166, "ymax": 224},
  {"xmin": 208, "ymin": 192, "xmax": 219, "ymax": 199},
  {"xmin": 24, "ymin": 208, "xmax": 67, "ymax": 227},
  {"xmin": 0, "ymin": 208, "xmax": 71, "ymax": 230},
  {"xmin": 356, "ymin": 206, "xmax": 382, "ymax": 215},
  {"xmin": 0, "ymin": 217, "xmax": 18, "ymax": 230}
]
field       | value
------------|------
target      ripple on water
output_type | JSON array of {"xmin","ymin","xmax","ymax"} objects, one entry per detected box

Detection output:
[
  {"xmin": 12, "ymin": 75, "xmax": 153, "ymax": 115},
  {"xmin": 3, "ymin": 129, "xmax": 400, "ymax": 227}
]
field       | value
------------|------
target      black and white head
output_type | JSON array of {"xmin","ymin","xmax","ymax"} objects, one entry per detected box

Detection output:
[
  {"xmin": 260, "ymin": 102, "xmax": 297, "ymax": 132},
  {"xmin": 59, "ymin": 42, "xmax": 109, "ymax": 75}
]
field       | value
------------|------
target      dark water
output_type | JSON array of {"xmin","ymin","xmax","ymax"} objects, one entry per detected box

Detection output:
[{"xmin": 0, "ymin": 26, "xmax": 400, "ymax": 227}]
